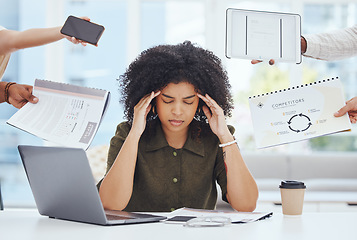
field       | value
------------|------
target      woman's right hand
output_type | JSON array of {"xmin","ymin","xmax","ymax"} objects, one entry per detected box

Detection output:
[{"xmin": 131, "ymin": 91, "xmax": 160, "ymax": 136}]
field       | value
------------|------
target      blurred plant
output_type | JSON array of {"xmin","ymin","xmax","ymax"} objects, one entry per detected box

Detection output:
[
  {"xmin": 234, "ymin": 65, "xmax": 289, "ymax": 105},
  {"xmin": 309, "ymin": 135, "xmax": 357, "ymax": 151}
]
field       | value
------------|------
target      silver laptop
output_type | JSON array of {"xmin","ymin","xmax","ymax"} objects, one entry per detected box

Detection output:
[{"xmin": 18, "ymin": 145, "xmax": 166, "ymax": 225}]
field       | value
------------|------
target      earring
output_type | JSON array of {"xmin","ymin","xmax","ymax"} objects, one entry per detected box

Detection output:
[{"xmin": 152, "ymin": 106, "xmax": 156, "ymax": 115}]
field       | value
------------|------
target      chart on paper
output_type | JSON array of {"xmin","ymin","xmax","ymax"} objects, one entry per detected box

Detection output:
[{"xmin": 249, "ymin": 78, "xmax": 351, "ymax": 148}]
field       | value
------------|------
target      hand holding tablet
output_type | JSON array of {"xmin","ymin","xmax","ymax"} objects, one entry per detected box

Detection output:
[{"xmin": 226, "ymin": 8, "xmax": 301, "ymax": 64}]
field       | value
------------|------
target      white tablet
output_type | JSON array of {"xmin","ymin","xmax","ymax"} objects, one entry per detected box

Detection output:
[{"xmin": 226, "ymin": 8, "xmax": 301, "ymax": 64}]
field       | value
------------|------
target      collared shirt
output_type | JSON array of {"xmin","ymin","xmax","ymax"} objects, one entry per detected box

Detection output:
[
  {"xmin": 99, "ymin": 119, "xmax": 234, "ymax": 212},
  {"xmin": 0, "ymin": 25, "xmax": 11, "ymax": 81}
]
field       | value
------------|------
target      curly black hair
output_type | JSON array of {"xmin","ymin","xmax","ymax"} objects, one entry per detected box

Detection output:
[{"xmin": 118, "ymin": 41, "xmax": 233, "ymax": 136}]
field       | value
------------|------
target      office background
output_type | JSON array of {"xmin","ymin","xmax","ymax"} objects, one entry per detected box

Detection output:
[{"xmin": 1, "ymin": 0, "xmax": 357, "ymax": 207}]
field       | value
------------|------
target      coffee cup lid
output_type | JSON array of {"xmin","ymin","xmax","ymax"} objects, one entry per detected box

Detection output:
[{"xmin": 279, "ymin": 180, "xmax": 306, "ymax": 189}]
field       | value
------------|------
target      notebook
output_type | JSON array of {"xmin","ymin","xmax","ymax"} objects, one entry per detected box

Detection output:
[
  {"xmin": 18, "ymin": 145, "xmax": 166, "ymax": 225},
  {"xmin": 249, "ymin": 77, "xmax": 351, "ymax": 148},
  {"xmin": 226, "ymin": 8, "xmax": 301, "ymax": 63}
]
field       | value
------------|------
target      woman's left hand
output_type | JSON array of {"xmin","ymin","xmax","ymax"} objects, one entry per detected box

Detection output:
[{"xmin": 198, "ymin": 93, "xmax": 232, "ymax": 140}]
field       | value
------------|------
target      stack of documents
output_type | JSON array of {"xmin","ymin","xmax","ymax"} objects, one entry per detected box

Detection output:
[{"xmin": 165, "ymin": 207, "xmax": 272, "ymax": 224}]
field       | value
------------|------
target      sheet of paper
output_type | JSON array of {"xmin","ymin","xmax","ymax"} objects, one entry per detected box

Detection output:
[
  {"xmin": 7, "ymin": 79, "xmax": 110, "ymax": 150},
  {"xmin": 249, "ymin": 77, "xmax": 351, "ymax": 148},
  {"xmin": 167, "ymin": 207, "xmax": 272, "ymax": 223}
]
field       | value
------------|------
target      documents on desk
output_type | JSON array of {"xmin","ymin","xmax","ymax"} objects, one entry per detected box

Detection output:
[
  {"xmin": 249, "ymin": 77, "xmax": 351, "ymax": 148},
  {"xmin": 165, "ymin": 208, "xmax": 272, "ymax": 224},
  {"xmin": 7, "ymin": 79, "xmax": 110, "ymax": 150}
]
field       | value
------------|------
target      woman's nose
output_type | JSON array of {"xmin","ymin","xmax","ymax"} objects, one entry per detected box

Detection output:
[{"xmin": 172, "ymin": 102, "xmax": 183, "ymax": 115}]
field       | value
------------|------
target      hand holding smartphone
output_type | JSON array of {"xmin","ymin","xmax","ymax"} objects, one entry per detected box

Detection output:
[{"xmin": 60, "ymin": 16, "xmax": 105, "ymax": 46}]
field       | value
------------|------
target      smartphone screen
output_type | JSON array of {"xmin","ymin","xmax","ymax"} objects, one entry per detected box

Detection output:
[
  {"xmin": 60, "ymin": 16, "xmax": 105, "ymax": 46},
  {"xmin": 164, "ymin": 216, "xmax": 196, "ymax": 223}
]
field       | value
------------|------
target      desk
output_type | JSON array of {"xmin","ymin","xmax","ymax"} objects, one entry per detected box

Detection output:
[{"xmin": 1, "ymin": 209, "xmax": 356, "ymax": 240}]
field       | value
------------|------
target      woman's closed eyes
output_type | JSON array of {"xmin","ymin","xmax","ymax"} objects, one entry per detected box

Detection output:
[
  {"xmin": 162, "ymin": 99, "xmax": 195, "ymax": 105},
  {"xmin": 161, "ymin": 94, "xmax": 196, "ymax": 105}
]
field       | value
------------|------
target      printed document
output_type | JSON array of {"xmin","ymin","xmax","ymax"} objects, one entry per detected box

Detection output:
[
  {"xmin": 7, "ymin": 79, "xmax": 110, "ymax": 150},
  {"xmin": 165, "ymin": 207, "xmax": 272, "ymax": 224},
  {"xmin": 249, "ymin": 77, "xmax": 351, "ymax": 148}
]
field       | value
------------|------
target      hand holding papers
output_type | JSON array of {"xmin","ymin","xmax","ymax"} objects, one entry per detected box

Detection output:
[
  {"xmin": 7, "ymin": 79, "xmax": 110, "ymax": 150},
  {"xmin": 249, "ymin": 77, "xmax": 351, "ymax": 148}
]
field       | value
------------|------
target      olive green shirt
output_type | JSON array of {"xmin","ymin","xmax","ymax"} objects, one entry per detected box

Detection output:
[{"xmin": 99, "ymin": 119, "xmax": 234, "ymax": 212}]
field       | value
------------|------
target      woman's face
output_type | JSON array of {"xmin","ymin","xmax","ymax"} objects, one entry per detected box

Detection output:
[{"xmin": 156, "ymin": 81, "xmax": 199, "ymax": 135}]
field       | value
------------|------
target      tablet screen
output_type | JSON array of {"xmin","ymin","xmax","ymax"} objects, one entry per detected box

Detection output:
[{"xmin": 226, "ymin": 8, "xmax": 301, "ymax": 64}]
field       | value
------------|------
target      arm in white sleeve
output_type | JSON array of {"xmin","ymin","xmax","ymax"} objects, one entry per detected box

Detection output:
[{"xmin": 303, "ymin": 24, "xmax": 357, "ymax": 61}]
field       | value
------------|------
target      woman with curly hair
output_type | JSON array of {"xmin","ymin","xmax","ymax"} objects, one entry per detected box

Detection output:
[{"xmin": 98, "ymin": 41, "xmax": 258, "ymax": 212}]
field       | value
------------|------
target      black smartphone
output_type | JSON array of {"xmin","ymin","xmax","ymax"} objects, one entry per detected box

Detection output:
[
  {"xmin": 165, "ymin": 216, "xmax": 196, "ymax": 223},
  {"xmin": 60, "ymin": 15, "xmax": 105, "ymax": 46}
]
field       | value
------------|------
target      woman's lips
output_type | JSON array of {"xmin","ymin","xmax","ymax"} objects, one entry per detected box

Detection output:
[{"xmin": 169, "ymin": 120, "xmax": 184, "ymax": 126}]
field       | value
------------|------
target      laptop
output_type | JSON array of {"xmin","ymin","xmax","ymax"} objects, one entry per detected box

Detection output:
[{"xmin": 18, "ymin": 145, "xmax": 166, "ymax": 225}]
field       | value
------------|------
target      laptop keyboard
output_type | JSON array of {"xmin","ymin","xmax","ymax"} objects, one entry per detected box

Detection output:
[{"xmin": 106, "ymin": 214, "xmax": 135, "ymax": 221}]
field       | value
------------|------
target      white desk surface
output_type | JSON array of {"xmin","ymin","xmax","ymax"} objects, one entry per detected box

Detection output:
[{"xmin": 1, "ymin": 209, "xmax": 357, "ymax": 240}]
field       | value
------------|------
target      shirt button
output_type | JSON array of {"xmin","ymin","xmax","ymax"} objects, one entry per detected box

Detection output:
[
  {"xmin": 173, "ymin": 151, "xmax": 177, "ymax": 157},
  {"xmin": 170, "ymin": 208, "xmax": 175, "ymax": 212},
  {"xmin": 173, "ymin": 177, "xmax": 178, "ymax": 183}
]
